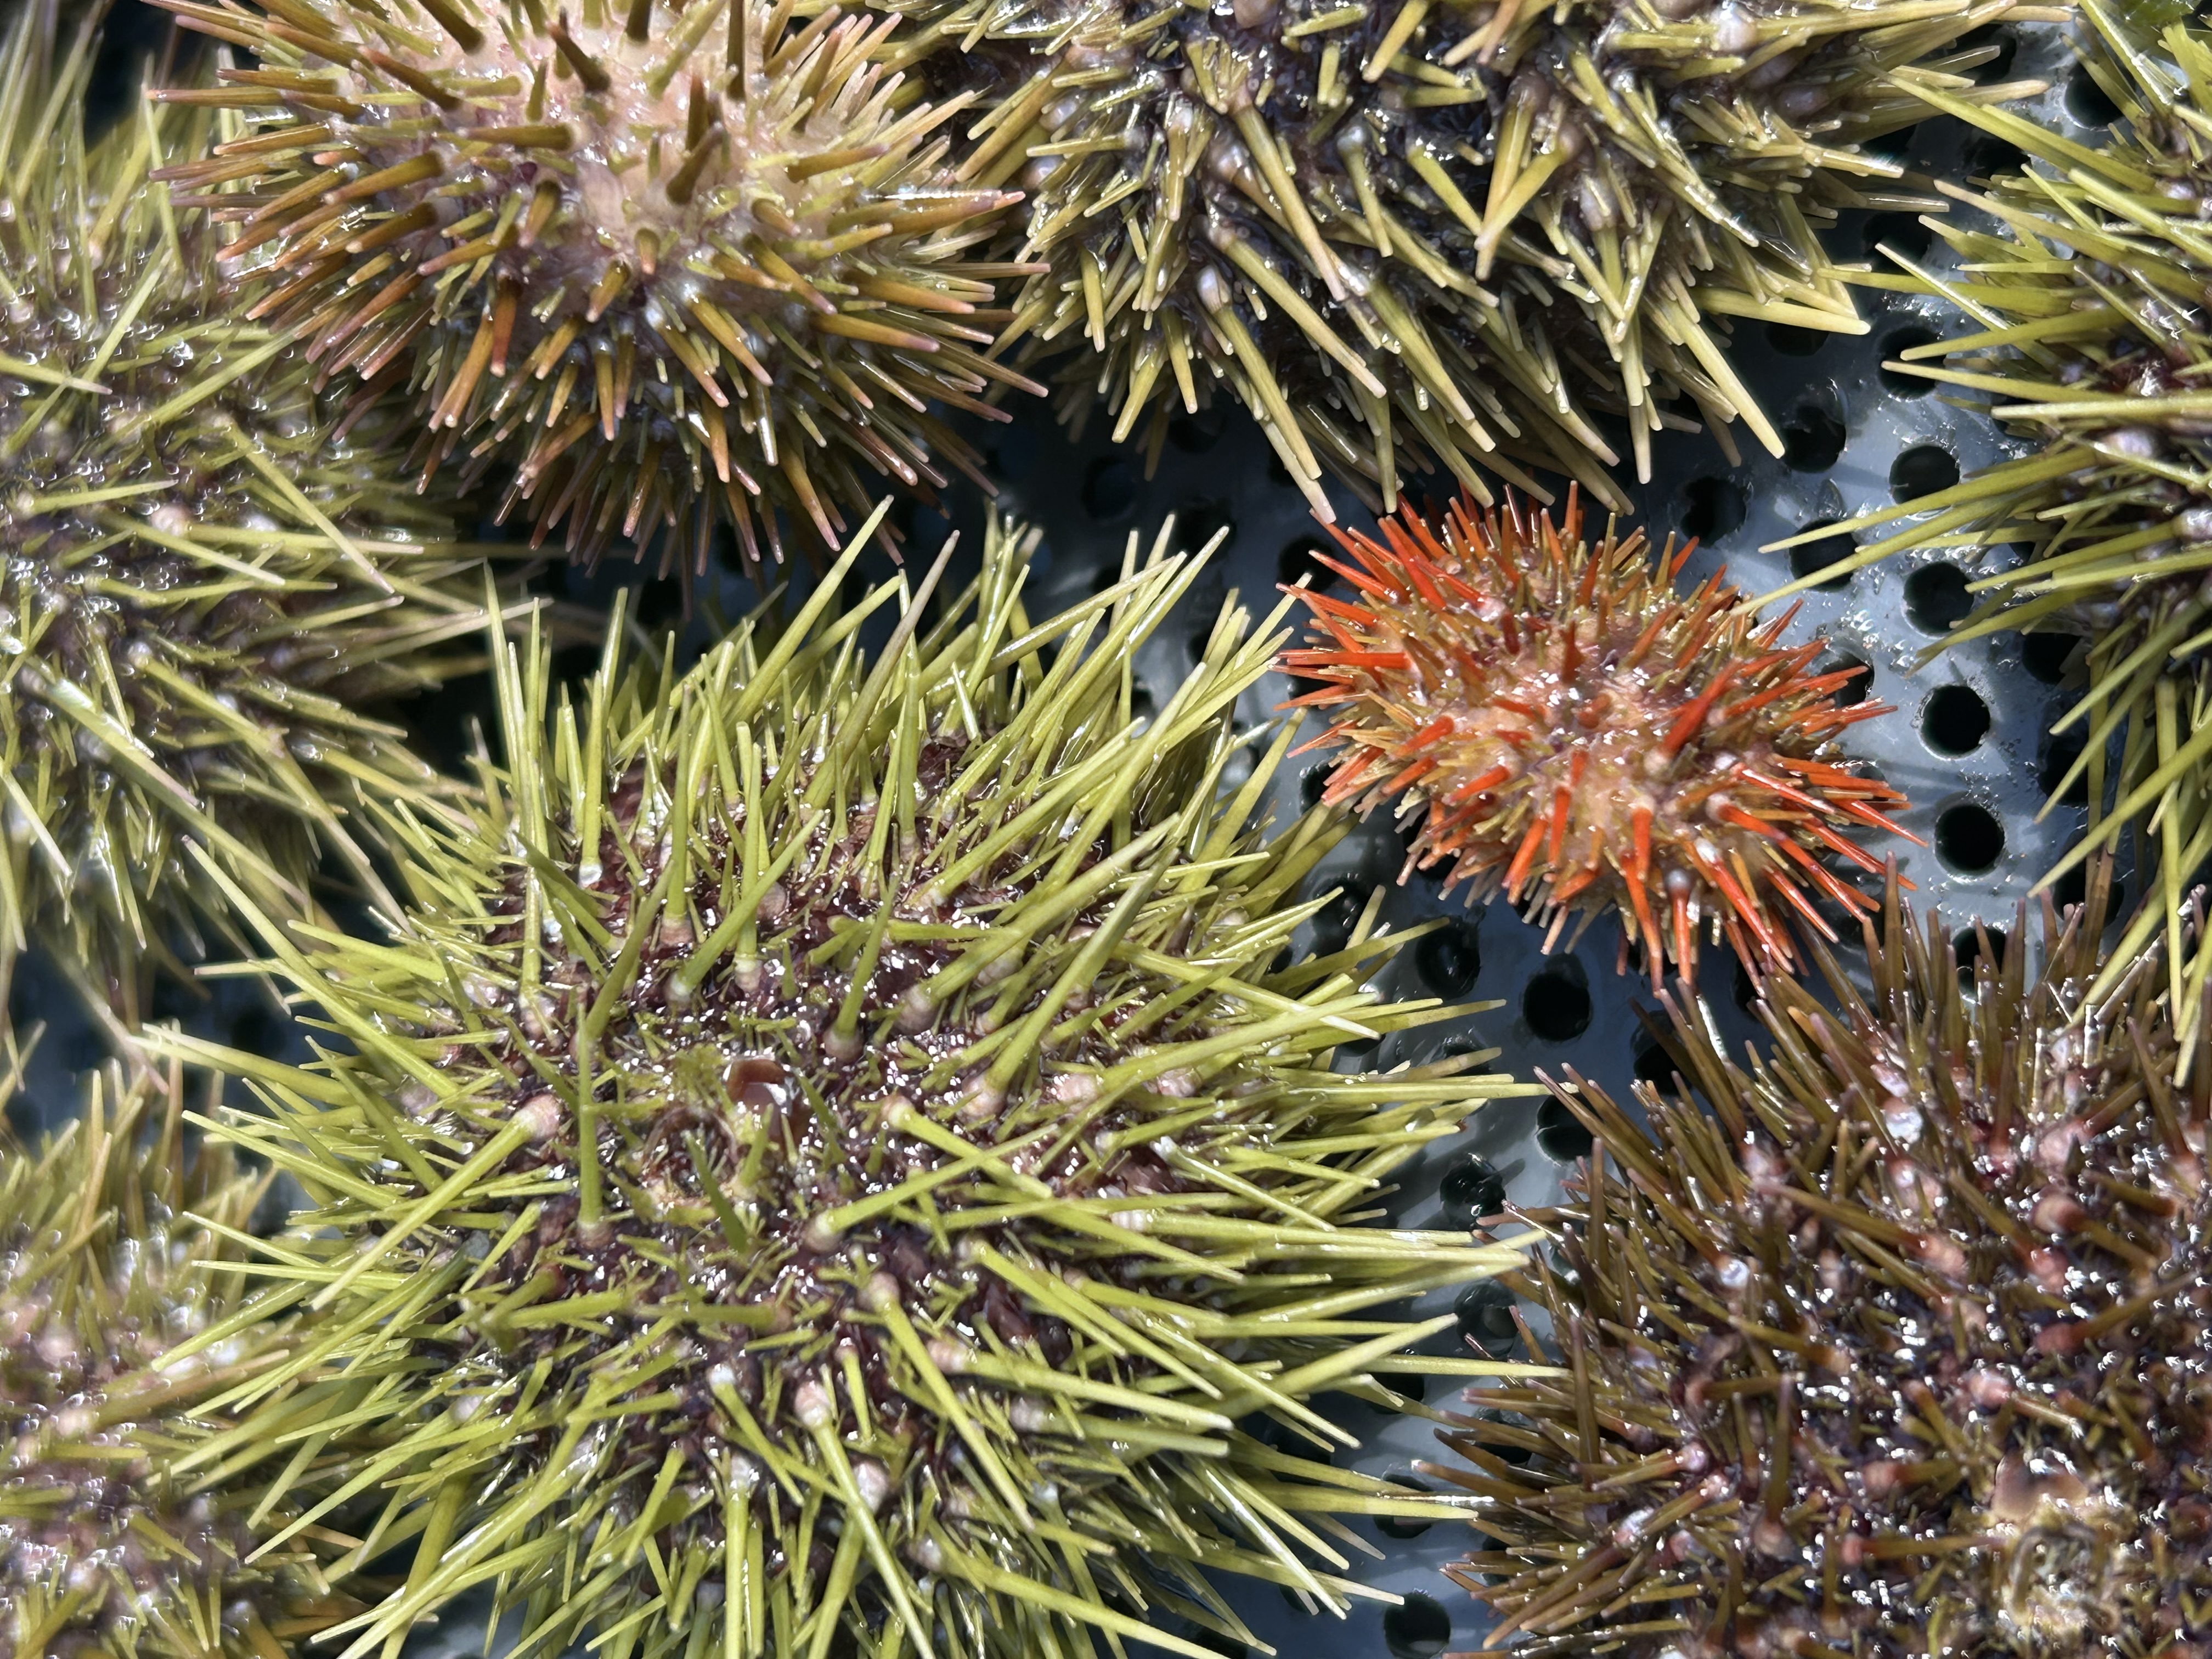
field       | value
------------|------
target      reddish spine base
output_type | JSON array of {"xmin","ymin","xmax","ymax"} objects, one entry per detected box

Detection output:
[{"xmin": 1282, "ymin": 489, "xmax": 1915, "ymax": 983}]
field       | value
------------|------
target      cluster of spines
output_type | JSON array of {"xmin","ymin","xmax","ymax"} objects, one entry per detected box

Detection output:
[
  {"xmin": 1431, "ymin": 862, "xmax": 2212, "ymax": 1657},
  {"xmin": 2, "ymin": 1056, "xmax": 364, "ymax": 1659},
  {"xmin": 152, "ymin": 0, "xmax": 1042, "ymax": 570},
  {"xmin": 890, "ymin": 0, "xmax": 2036, "ymax": 518},
  {"xmin": 0, "ymin": 0, "xmax": 496, "ymax": 1020},
  {"xmin": 1282, "ymin": 490, "xmax": 1911, "ymax": 982},
  {"xmin": 152, "ymin": 509, "xmax": 1543, "ymax": 1659}
]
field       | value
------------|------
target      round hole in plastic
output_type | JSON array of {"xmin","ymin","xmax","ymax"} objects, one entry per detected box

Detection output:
[
  {"xmin": 1536, "ymin": 1097, "xmax": 1595, "ymax": 1163},
  {"xmin": 1415, "ymin": 920, "xmax": 1481, "ymax": 998},
  {"xmin": 1384, "ymin": 1595, "xmax": 1454, "ymax": 1659},
  {"xmin": 1374, "ymin": 1475, "xmax": 1437, "ymax": 1541},
  {"xmin": 2022, "ymin": 631, "xmax": 2081, "ymax": 684},
  {"xmin": 1680, "ymin": 476, "xmax": 1746, "ymax": 544},
  {"xmin": 1953, "ymin": 924, "xmax": 2008, "ymax": 989},
  {"xmin": 2066, "ymin": 64, "xmax": 2121, "ymax": 126},
  {"xmin": 1905, "ymin": 561, "xmax": 1974, "ymax": 634},
  {"xmin": 1438, "ymin": 1154, "xmax": 1507, "ymax": 1228},
  {"xmin": 1889, "ymin": 444, "xmax": 1959, "ymax": 503},
  {"xmin": 1454, "ymin": 1280, "xmax": 1520, "ymax": 1350},
  {"xmin": 1921, "ymin": 684, "xmax": 1991, "ymax": 757},
  {"xmin": 1877, "ymin": 324, "xmax": 1943, "ymax": 396},
  {"xmin": 1167, "ymin": 404, "xmax": 1229, "ymax": 453},
  {"xmin": 1765, "ymin": 321, "xmax": 1826, "ymax": 357},
  {"xmin": 1522, "ymin": 963, "xmax": 1591, "ymax": 1042},
  {"xmin": 1935, "ymin": 800, "xmax": 2006, "ymax": 875},
  {"xmin": 1781, "ymin": 402, "xmax": 1848, "ymax": 473},
  {"xmin": 1176, "ymin": 496, "xmax": 1236, "ymax": 557},
  {"xmin": 1789, "ymin": 521, "xmax": 1858, "ymax": 591},
  {"xmin": 1817, "ymin": 647, "xmax": 1871, "ymax": 707}
]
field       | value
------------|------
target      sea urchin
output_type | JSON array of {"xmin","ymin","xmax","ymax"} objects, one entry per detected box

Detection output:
[
  {"xmin": 1282, "ymin": 490, "xmax": 1912, "ymax": 982},
  {"xmin": 2, "ymin": 1056, "xmax": 364, "ymax": 1659},
  {"xmin": 0, "ymin": 0, "xmax": 496, "ymax": 1018},
  {"xmin": 154, "ymin": 0, "xmax": 1042, "ymax": 569},
  {"xmin": 164, "ymin": 510, "xmax": 1540, "ymax": 1659},
  {"xmin": 1436, "ymin": 864, "xmax": 2212, "ymax": 1658}
]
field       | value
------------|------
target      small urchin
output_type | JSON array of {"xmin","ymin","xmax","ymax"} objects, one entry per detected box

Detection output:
[
  {"xmin": 1280, "ymin": 489, "xmax": 1912, "ymax": 983},
  {"xmin": 902, "ymin": 0, "xmax": 2032, "ymax": 516},
  {"xmin": 2, "ymin": 1055, "xmax": 366, "ymax": 1659},
  {"xmin": 163, "ymin": 508, "xmax": 1542, "ymax": 1659},
  {"xmin": 154, "ymin": 0, "xmax": 1041, "ymax": 571},
  {"xmin": 0, "ymin": 0, "xmax": 500, "ymax": 1020},
  {"xmin": 1768, "ymin": 0, "xmax": 2212, "ymax": 1029},
  {"xmin": 1432, "ymin": 863, "xmax": 2212, "ymax": 1659}
]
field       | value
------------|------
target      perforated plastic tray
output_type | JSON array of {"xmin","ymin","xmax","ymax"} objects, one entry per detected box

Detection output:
[{"xmin": 5, "ymin": 14, "xmax": 2123, "ymax": 1659}]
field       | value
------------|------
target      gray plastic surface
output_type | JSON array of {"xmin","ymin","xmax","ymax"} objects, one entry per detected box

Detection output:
[{"xmin": 5, "ymin": 18, "xmax": 2119, "ymax": 1658}]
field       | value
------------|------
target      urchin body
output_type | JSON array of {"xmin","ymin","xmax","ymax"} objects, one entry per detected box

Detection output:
[
  {"xmin": 1440, "ymin": 870, "xmax": 2212, "ymax": 1658},
  {"xmin": 0, "ymin": 2, "xmax": 490, "ymax": 1012},
  {"xmin": 157, "ymin": 0, "xmax": 1035, "ymax": 568},
  {"xmin": 923, "ymin": 0, "xmax": 2019, "ymax": 511},
  {"xmin": 182, "ymin": 517, "xmax": 1534, "ymax": 1659},
  {"xmin": 1, "ymin": 1065, "xmax": 356, "ymax": 1659},
  {"xmin": 1282, "ymin": 492, "xmax": 1908, "ymax": 980}
]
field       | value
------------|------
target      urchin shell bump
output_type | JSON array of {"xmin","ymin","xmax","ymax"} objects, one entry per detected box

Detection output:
[{"xmin": 163, "ymin": 511, "xmax": 1541, "ymax": 1659}]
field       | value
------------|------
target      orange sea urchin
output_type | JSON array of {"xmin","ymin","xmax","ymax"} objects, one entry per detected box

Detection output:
[
  {"xmin": 151, "ymin": 0, "xmax": 1040, "ymax": 569},
  {"xmin": 1282, "ymin": 492, "xmax": 1914, "ymax": 980}
]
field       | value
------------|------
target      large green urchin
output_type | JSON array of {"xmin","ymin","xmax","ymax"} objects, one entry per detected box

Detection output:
[
  {"xmin": 163, "ymin": 507, "xmax": 1543, "ymax": 1659},
  {"xmin": 0, "ymin": 0, "xmax": 501, "ymax": 1019},
  {"xmin": 1433, "ymin": 864, "xmax": 2212, "ymax": 1657},
  {"xmin": 899, "ymin": 0, "xmax": 2033, "ymax": 516},
  {"xmin": 152, "ymin": 0, "xmax": 1041, "ymax": 571},
  {"xmin": 1766, "ymin": 2, "xmax": 2212, "ymax": 1019},
  {"xmin": 2, "ymin": 1055, "xmax": 369, "ymax": 1659}
]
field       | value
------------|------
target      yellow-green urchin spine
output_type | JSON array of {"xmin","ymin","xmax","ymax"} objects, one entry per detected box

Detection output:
[
  {"xmin": 902, "ymin": 0, "xmax": 2036, "ymax": 517},
  {"xmin": 160, "ymin": 506, "xmax": 1543, "ymax": 1659},
  {"xmin": 1766, "ymin": 0, "xmax": 2212, "ymax": 1031},
  {"xmin": 151, "ymin": 0, "xmax": 1043, "ymax": 571},
  {"xmin": 2, "ymin": 1056, "xmax": 368, "ymax": 1659},
  {"xmin": 0, "ymin": 0, "xmax": 504, "ymax": 1020}
]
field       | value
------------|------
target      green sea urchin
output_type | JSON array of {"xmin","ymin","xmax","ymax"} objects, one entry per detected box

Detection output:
[
  {"xmin": 1433, "ymin": 864, "xmax": 2212, "ymax": 1658},
  {"xmin": 2, "ymin": 1056, "xmax": 366, "ymax": 1659},
  {"xmin": 1765, "ymin": 2, "xmax": 2212, "ymax": 1014},
  {"xmin": 0, "ymin": 0, "xmax": 501, "ymax": 1018},
  {"xmin": 1280, "ymin": 491, "xmax": 1912, "ymax": 982},
  {"xmin": 905, "ymin": 0, "xmax": 2035, "ymax": 516},
  {"xmin": 153, "ymin": 0, "xmax": 1042, "ymax": 571},
  {"xmin": 163, "ymin": 509, "xmax": 1541, "ymax": 1659}
]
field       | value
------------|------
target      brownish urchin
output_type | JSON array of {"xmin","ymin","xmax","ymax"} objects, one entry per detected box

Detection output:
[
  {"xmin": 1280, "ymin": 490, "xmax": 1912, "ymax": 982},
  {"xmin": 151, "ymin": 0, "xmax": 1040, "ymax": 570},
  {"xmin": 1434, "ymin": 865, "xmax": 2212, "ymax": 1658}
]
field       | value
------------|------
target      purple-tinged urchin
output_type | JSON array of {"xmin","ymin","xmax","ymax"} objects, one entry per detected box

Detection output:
[
  {"xmin": 153, "ymin": 0, "xmax": 1043, "ymax": 572},
  {"xmin": 159, "ymin": 508, "xmax": 1544, "ymax": 1659},
  {"xmin": 2, "ymin": 1055, "xmax": 367, "ymax": 1659},
  {"xmin": 0, "ymin": 0, "xmax": 503, "ymax": 1024},
  {"xmin": 1431, "ymin": 862, "xmax": 2212, "ymax": 1659}
]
